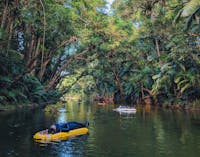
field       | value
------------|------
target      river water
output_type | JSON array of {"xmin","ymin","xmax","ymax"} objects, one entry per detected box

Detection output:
[{"xmin": 0, "ymin": 101, "xmax": 200, "ymax": 157}]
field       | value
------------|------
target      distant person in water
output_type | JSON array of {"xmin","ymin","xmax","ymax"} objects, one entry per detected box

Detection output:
[{"xmin": 48, "ymin": 121, "xmax": 89, "ymax": 134}]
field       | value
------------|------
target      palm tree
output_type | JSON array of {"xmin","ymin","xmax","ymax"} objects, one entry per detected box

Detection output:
[{"xmin": 176, "ymin": 0, "xmax": 200, "ymax": 30}]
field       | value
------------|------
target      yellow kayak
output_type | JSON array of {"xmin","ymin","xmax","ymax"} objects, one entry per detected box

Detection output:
[{"xmin": 33, "ymin": 127, "xmax": 89, "ymax": 141}]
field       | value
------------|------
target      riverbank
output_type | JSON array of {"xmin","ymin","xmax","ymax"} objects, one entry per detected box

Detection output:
[
  {"xmin": 0, "ymin": 103, "xmax": 40, "ymax": 112},
  {"xmin": 1, "ymin": 97, "xmax": 200, "ymax": 112},
  {"xmin": 160, "ymin": 99, "xmax": 200, "ymax": 111}
]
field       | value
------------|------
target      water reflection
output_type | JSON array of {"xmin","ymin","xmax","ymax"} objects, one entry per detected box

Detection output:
[
  {"xmin": 57, "ymin": 112, "xmax": 67, "ymax": 123},
  {"xmin": 55, "ymin": 135, "xmax": 88, "ymax": 157},
  {"xmin": 0, "ymin": 102, "xmax": 200, "ymax": 157},
  {"xmin": 116, "ymin": 111, "xmax": 136, "ymax": 119}
]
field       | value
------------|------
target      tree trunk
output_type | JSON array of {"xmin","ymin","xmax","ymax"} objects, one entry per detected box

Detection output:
[
  {"xmin": 50, "ymin": 52, "xmax": 64, "ymax": 78},
  {"xmin": 38, "ymin": 59, "xmax": 50, "ymax": 81},
  {"xmin": 39, "ymin": 0, "xmax": 46, "ymax": 70},
  {"xmin": 30, "ymin": 37, "xmax": 41, "ymax": 76},
  {"xmin": 155, "ymin": 38, "xmax": 163, "ymax": 67},
  {"xmin": 37, "ymin": 37, "xmax": 77, "ymax": 81},
  {"xmin": 112, "ymin": 70, "xmax": 123, "ymax": 95},
  {"xmin": 25, "ymin": 34, "xmax": 35, "ymax": 66},
  {"xmin": 141, "ymin": 84, "xmax": 144, "ymax": 100},
  {"xmin": 44, "ymin": 48, "xmax": 89, "ymax": 91},
  {"xmin": 1, "ymin": 0, "xmax": 9, "ymax": 29},
  {"xmin": 61, "ymin": 72, "xmax": 88, "ymax": 95},
  {"xmin": 6, "ymin": 20, "xmax": 13, "ymax": 54},
  {"xmin": 141, "ymin": 85, "xmax": 153, "ymax": 105}
]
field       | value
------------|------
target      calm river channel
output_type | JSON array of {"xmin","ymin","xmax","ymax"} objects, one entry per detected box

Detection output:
[{"xmin": 0, "ymin": 101, "xmax": 200, "ymax": 157}]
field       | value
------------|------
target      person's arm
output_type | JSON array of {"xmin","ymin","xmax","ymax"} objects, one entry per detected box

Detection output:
[
  {"xmin": 60, "ymin": 124, "xmax": 69, "ymax": 132},
  {"xmin": 60, "ymin": 127, "xmax": 69, "ymax": 132}
]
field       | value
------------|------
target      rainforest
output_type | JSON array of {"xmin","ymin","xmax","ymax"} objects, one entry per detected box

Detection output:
[{"xmin": 0, "ymin": 0, "xmax": 200, "ymax": 109}]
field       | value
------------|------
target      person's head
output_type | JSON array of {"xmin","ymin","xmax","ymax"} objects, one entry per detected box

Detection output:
[{"xmin": 48, "ymin": 124, "xmax": 56, "ymax": 134}]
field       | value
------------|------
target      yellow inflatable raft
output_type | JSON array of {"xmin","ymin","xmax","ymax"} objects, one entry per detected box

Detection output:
[{"xmin": 33, "ymin": 127, "xmax": 89, "ymax": 141}]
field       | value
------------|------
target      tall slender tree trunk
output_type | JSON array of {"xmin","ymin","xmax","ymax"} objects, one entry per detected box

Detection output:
[
  {"xmin": 155, "ymin": 38, "xmax": 163, "ymax": 67},
  {"xmin": 30, "ymin": 37, "xmax": 41, "ymax": 76},
  {"xmin": 39, "ymin": 0, "xmax": 46, "ymax": 75},
  {"xmin": 1, "ymin": 0, "xmax": 8, "ymax": 29},
  {"xmin": 50, "ymin": 52, "xmax": 64, "ymax": 79},
  {"xmin": 38, "ymin": 59, "xmax": 50, "ymax": 81},
  {"xmin": 112, "ymin": 70, "xmax": 123, "ymax": 95},
  {"xmin": 0, "ymin": 0, "xmax": 9, "ymax": 52},
  {"xmin": 25, "ymin": 34, "xmax": 35, "ymax": 66},
  {"xmin": 6, "ymin": 20, "xmax": 13, "ymax": 54}
]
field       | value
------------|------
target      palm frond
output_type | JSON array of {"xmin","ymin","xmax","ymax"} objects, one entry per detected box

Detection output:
[
  {"xmin": 181, "ymin": 0, "xmax": 200, "ymax": 17},
  {"xmin": 184, "ymin": 7, "xmax": 200, "ymax": 30}
]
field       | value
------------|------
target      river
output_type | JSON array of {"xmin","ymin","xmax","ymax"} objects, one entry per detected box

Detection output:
[{"xmin": 0, "ymin": 101, "xmax": 200, "ymax": 157}]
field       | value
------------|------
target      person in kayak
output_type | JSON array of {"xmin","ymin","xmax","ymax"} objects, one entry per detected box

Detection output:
[{"xmin": 48, "ymin": 121, "xmax": 89, "ymax": 134}]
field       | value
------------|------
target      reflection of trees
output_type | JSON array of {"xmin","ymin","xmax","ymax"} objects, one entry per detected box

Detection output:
[
  {"xmin": 137, "ymin": 107, "xmax": 199, "ymax": 156},
  {"xmin": 176, "ymin": 111, "xmax": 196, "ymax": 146},
  {"xmin": 66, "ymin": 101, "xmax": 92, "ymax": 121},
  {"xmin": 1, "ymin": 102, "xmax": 200, "ymax": 156},
  {"xmin": 152, "ymin": 112, "xmax": 169, "ymax": 156},
  {"xmin": 0, "ymin": 110, "xmax": 49, "ymax": 156},
  {"xmin": 153, "ymin": 110, "xmax": 197, "ymax": 156}
]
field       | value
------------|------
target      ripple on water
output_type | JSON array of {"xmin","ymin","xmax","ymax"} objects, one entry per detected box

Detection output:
[
  {"xmin": 34, "ymin": 135, "xmax": 89, "ymax": 156},
  {"xmin": 1, "ymin": 103, "xmax": 200, "ymax": 157}
]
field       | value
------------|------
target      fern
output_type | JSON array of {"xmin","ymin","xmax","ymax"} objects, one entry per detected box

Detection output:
[
  {"xmin": 0, "ymin": 96, "xmax": 6, "ymax": 101},
  {"xmin": 8, "ymin": 91, "xmax": 17, "ymax": 102}
]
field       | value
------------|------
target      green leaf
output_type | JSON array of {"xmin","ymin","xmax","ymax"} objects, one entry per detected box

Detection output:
[
  {"xmin": 175, "ymin": 77, "xmax": 181, "ymax": 84},
  {"xmin": 152, "ymin": 74, "xmax": 161, "ymax": 80},
  {"xmin": 0, "ymin": 76, "xmax": 12, "ymax": 84},
  {"xmin": 179, "ymin": 63, "xmax": 186, "ymax": 71},
  {"xmin": 0, "ymin": 96, "xmax": 6, "ymax": 101},
  {"xmin": 177, "ymin": 80, "xmax": 189, "ymax": 89},
  {"xmin": 181, "ymin": 83, "xmax": 191, "ymax": 93},
  {"xmin": 8, "ymin": 91, "xmax": 17, "ymax": 102}
]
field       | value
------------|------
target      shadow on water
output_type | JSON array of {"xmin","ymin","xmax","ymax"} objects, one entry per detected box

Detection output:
[{"xmin": 0, "ymin": 101, "xmax": 200, "ymax": 157}]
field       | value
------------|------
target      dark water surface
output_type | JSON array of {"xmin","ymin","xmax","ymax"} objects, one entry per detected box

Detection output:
[{"xmin": 0, "ymin": 102, "xmax": 200, "ymax": 157}]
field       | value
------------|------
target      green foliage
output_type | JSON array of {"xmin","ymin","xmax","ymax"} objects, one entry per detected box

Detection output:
[
  {"xmin": 1, "ymin": 0, "xmax": 200, "ymax": 107},
  {"xmin": 0, "ymin": 53, "xmax": 61, "ymax": 104}
]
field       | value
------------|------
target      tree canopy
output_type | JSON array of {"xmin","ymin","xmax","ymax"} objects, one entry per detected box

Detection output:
[{"xmin": 0, "ymin": 0, "xmax": 199, "ymax": 107}]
